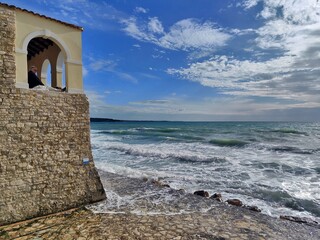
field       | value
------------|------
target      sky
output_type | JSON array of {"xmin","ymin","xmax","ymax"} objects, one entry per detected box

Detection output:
[{"xmin": 5, "ymin": 0, "xmax": 320, "ymax": 121}]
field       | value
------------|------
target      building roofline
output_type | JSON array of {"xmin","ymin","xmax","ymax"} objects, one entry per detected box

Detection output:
[{"xmin": 0, "ymin": 2, "xmax": 84, "ymax": 31}]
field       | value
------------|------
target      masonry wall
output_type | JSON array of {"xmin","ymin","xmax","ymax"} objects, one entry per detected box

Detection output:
[{"xmin": 0, "ymin": 6, "xmax": 106, "ymax": 225}]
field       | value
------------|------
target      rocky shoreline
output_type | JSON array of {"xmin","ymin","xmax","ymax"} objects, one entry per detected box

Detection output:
[
  {"xmin": 191, "ymin": 188, "xmax": 318, "ymax": 228},
  {"xmin": 0, "ymin": 172, "xmax": 319, "ymax": 240}
]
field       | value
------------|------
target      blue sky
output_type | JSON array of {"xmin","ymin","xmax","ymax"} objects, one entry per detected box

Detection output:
[{"xmin": 6, "ymin": 0, "xmax": 320, "ymax": 121}]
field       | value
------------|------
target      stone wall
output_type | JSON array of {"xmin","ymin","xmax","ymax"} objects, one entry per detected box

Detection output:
[
  {"xmin": 0, "ymin": 5, "xmax": 15, "ymax": 89},
  {"xmin": 0, "ymin": 6, "xmax": 106, "ymax": 225}
]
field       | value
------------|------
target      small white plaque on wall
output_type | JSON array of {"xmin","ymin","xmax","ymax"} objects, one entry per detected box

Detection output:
[{"xmin": 82, "ymin": 158, "xmax": 90, "ymax": 165}]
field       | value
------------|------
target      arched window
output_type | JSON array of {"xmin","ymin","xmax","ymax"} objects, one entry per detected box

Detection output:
[
  {"xmin": 41, "ymin": 59, "xmax": 51, "ymax": 86},
  {"xmin": 17, "ymin": 29, "xmax": 83, "ymax": 93},
  {"xmin": 27, "ymin": 37, "xmax": 61, "ymax": 88},
  {"xmin": 57, "ymin": 51, "xmax": 66, "ymax": 88}
]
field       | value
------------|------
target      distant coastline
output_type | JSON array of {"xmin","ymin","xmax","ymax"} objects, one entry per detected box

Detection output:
[
  {"xmin": 89, "ymin": 118, "xmax": 315, "ymax": 123},
  {"xmin": 90, "ymin": 118, "xmax": 169, "ymax": 123},
  {"xmin": 90, "ymin": 118, "xmax": 123, "ymax": 122}
]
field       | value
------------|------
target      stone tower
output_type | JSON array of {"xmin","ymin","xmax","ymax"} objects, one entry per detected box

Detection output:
[{"xmin": 0, "ymin": 3, "xmax": 106, "ymax": 225}]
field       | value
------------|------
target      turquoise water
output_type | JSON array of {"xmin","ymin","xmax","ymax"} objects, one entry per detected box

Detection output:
[{"xmin": 91, "ymin": 121, "xmax": 320, "ymax": 220}]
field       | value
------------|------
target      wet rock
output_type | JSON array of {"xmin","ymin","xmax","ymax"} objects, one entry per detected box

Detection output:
[
  {"xmin": 194, "ymin": 190, "xmax": 209, "ymax": 198},
  {"xmin": 243, "ymin": 205, "xmax": 261, "ymax": 212},
  {"xmin": 142, "ymin": 177, "xmax": 149, "ymax": 182},
  {"xmin": 226, "ymin": 199, "xmax": 243, "ymax": 207},
  {"xmin": 280, "ymin": 215, "xmax": 319, "ymax": 227},
  {"xmin": 178, "ymin": 189, "xmax": 185, "ymax": 193},
  {"xmin": 151, "ymin": 179, "xmax": 170, "ymax": 188},
  {"xmin": 210, "ymin": 193, "xmax": 223, "ymax": 202}
]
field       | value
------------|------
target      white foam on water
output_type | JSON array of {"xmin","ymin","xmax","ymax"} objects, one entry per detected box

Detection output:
[
  {"xmin": 282, "ymin": 179, "xmax": 320, "ymax": 201},
  {"xmin": 96, "ymin": 141, "xmax": 226, "ymax": 163},
  {"xmin": 90, "ymin": 126, "xmax": 320, "ymax": 221}
]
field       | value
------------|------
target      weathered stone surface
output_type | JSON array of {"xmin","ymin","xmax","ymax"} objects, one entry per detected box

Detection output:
[
  {"xmin": 0, "ymin": 5, "xmax": 105, "ymax": 226},
  {"xmin": 0, "ymin": 7, "xmax": 15, "ymax": 89}
]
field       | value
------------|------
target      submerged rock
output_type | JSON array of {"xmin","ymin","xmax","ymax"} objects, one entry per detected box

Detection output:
[
  {"xmin": 194, "ymin": 190, "xmax": 209, "ymax": 198},
  {"xmin": 226, "ymin": 199, "xmax": 243, "ymax": 207},
  {"xmin": 151, "ymin": 179, "xmax": 170, "ymax": 188},
  {"xmin": 243, "ymin": 205, "xmax": 261, "ymax": 212},
  {"xmin": 178, "ymin": 189, "xmax": 186, "ymax": 193},
  {"xmin": 280, "ymin": 215, "xmax": 319, "ymax": 227},
  {"xmin": 210, "ymin": 193, "xmax": 223, "ymax": 202}
]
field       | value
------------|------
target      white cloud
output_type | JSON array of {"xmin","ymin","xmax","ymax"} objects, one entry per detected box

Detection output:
[
  {"xmin": 87, "ymin": 57, "xmax": 137, "ymax": 83},
  {"xmin": 122, "ymin": 17, "xmax": 157, "ymax": 42},
  {"xmin": 148, "ymin": 17, "xmax": 164, "ymax": 34},
  {"xmin": 245, "ymin": 0, "xmax": 320, "ymax": 24},
  {"xmin": 135, "ymin": 7, "xmax": 148, "ymax": 14},
  {"xmin": 130, "ymin": 99, "xmax": 171, "ymax": 105},
  {"xmin": 168, "ymin": 0, "xmax": 320, "ymax": 111},
  {"xmin": 35, "ymin": 2, "xmax": 231, "ymax": 58},
  {"xmin": 115, "ymin": 72, "xmax": 138, "ymax": 84},
  {"xmin": 86, "ymin": 90, "xmax": 320, "ymax": 121},
  {"xmin": 242, "ymin": 0, "xmax": 259, "ymax": 9},
  {"xmin": 121, "ymin": 18, "xmax": 231, "ymax": 57},
  {"xmin": 243, "ymin": 0, "xmax": 320, "ymax": 55},
  {"xmin": 34, "ymin": 0, "xmax": 126, "ymax": 30},
  {"xmin": 103, "ymin": 90, "xmax": 121, "ymax": 95},
  {"xmin": 160, "ymin": 19, "xmax": 230, "ymax": 51},
  {"xmin": 89, "ymin": 59, "xmax": 117, "ymax": 72},
  {"xmin": 168, "ymin": 54, "xmax": 320, "ymax": 105},
  {"xmin": 86, "ymin": 91, "xmax": 179, "ymax": 118}
]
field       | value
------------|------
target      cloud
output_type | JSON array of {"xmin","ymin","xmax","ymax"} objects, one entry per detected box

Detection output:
[
  {"xmin": 130, "ymin": 99, "xmax": 171, "ymax": 105},
  {"xmin": 121, "ymin": 17, "xmax": 155, "ymax": 42},
  {"xmin": 160, "ymin": 19, "xmax": 231, "ymax": 51},
  {"xmin": 86, "ymin": 90, "xmax": 135, "ymax": 118},
  {"xmin": 148, "ymin": 17, "xmax": 164, "ymax": 34},
  {"xmin": 104, "ymin": 90, "xmax": 121, "ymax": 95},
  {"xmin": 86, "ymin": 91, "xmax": 320, "ymax": 121},
  {"xmin": 121, "ymin": 18, "xmax": 231, "ymax": 57},
  {"xmin": 135, "ymin": 7, "xmax": 148, "ymax": 14},
  {"xmin": 89, "ymin": 59, "xmax": 117, "ymax": 72},
  {"xmin": 34, "ymin": 1, "xmax": 231, "ymax": 58},
  {"xmin": 26, "ymin": 0, "xmax": 320, "ymax": 121},
  {"xmin": 86, "ymin": 57, "xmax": 137, "ymax": 83},
  {"xmin": 86, "ymin": 91, "xmax": 177, "ymax": 118},
  {"xmin": 244, "ymin": 0, "xmax": 320, "ymax": 24},
  {"xmin": 114, "ymin": 72, "xmax": 138, "ymax": 84},
  {"xmin": 168, "ymin": 54, "xmax": 320, "ymax": 108},
  {"xmin": 242, "ymin": 0, "xmax": 320, "ymax": 56},
  {"xmin": 168, "ymin": 0, "xmax": 320, "ymax": 111},
  {"xmin": 34, "ymin": 0, "xmax": 126, "ymax": 30}
]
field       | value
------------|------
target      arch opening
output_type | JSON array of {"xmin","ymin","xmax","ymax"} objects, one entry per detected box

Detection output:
[
  {"xmin": 17, "ymin": 29, "xmax": 83, "ymax": 93},
  {"xmin": 57, "ymin": 51, "xmax": 66, "ymax": 89},
  {"xmin": 27, "ymin": 37, "xmax": 66, "ymax": 89},
  {"xmin": 41, "ymin": 59, "xmax": 51, "ymax": 86}
]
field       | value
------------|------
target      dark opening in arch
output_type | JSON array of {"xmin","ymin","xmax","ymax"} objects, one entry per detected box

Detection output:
[{"xmin": 27, "ymin": 37, "xmax": 54, "ymax": 60}]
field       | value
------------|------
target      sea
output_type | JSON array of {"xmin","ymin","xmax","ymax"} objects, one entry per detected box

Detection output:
[{"xmin": 90, "ymin": 121, "xmax": 320, "ymax": 221}]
